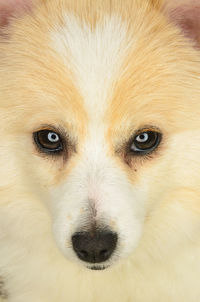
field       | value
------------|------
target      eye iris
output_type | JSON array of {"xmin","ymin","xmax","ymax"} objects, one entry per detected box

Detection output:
[
  {"xmin": 48, "ymin": 132, "xmax": 59, "ymax": 143},
  {"xmin": 136, "ymin": 133, "xmax": 148, "ymax": 143}
]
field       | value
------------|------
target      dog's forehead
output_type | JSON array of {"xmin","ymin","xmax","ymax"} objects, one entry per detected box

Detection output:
[
  {"xmin": 2, "ymin": 2, "xmax": 197, "ymax": 142},
  {"xmin": 49, "ymin": 11, "xmax": 185, "ymax": 139},
  {"xmin": 51, "ymin": 14, "xmax": 132, "ymax": 121}
]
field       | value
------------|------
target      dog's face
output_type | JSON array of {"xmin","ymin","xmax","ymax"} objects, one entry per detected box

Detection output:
[{"xmin": 0, "ymin": 0, "xmax": 200, "ymax": 271}]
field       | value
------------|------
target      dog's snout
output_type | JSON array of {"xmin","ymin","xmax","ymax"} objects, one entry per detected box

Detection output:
[{"xmin": 72, "ymin": 231, "xmax": 118, "ymax": 263}]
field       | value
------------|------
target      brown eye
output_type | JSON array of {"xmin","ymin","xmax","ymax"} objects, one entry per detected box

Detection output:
[
  {"xmin": 130, "ymin": 131, "xmax": 161, "ymax": 155},
  {"xmin": 33, "ymin": 130, "xmax": 63, "ymax": 154}
]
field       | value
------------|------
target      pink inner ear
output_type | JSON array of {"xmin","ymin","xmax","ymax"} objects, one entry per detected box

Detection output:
[
  {"xmin": 167, "ymin": 2, "xmax": 200, "ymax": 46},
  {"xmin": 0, "ymin": 0, "xmax": 32, "ymax": 27}
]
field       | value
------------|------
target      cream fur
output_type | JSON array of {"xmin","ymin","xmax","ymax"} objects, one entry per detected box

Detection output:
[{"xmin": 0, "ymin": 0, "xmax": 200, "ymax": 301}]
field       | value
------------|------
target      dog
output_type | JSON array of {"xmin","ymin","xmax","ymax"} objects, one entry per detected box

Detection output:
[{"xmin": 0, "ymin": 0, "xmax": 200, "ymax": 301}]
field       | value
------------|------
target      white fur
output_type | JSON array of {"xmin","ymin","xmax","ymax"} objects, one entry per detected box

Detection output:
[
  {"xmin": 50, "ymin": 14, "xmax": 142, "ymax": 268},
  {"xmin": 51, "ymin": 14, "xmax": 131, "ymax": 117},
  {"xmin": 50, "ymin": 131, "xmax": 148, "ymax": 267}
]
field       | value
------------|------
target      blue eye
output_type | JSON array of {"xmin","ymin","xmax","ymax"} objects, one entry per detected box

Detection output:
[
  {"xmin": 130, "ymin": 131, "xmax": 161, "ymax": 154},
  {"xmin": 48, "ymin": 132, "xmax": 59, "ymax": 143},
  {"xmin": 33, "ymin": 130, "xmax": 63, "ymax": 154}
]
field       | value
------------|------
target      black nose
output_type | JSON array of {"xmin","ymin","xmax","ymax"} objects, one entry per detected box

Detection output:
[{"xmin": 72, "ymin": 231, "xmax": 118, "ymax": 263}]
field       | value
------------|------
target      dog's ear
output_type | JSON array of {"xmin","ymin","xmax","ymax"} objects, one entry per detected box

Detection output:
[
  {"xmin": 0, "ymin": 0, "xmax": 33, "ymax": 27},
  {"xmin": 163, "ymin": 0, "xmax": 200, "ymax": 47}
]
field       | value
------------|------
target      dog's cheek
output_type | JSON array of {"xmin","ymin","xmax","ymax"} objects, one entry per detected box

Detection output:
[{"xmin": 0, "ymin": 0, "xmax": 33, "ymax": 27}]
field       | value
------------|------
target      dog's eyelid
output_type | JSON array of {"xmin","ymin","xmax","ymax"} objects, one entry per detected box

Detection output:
[
  {"xmin": 33, "ymin": 124, "xmax": 76, "ymax": 145},
  {"xmin": 34, "ymin": 124, "xmax": 66, "ymax": 137}
]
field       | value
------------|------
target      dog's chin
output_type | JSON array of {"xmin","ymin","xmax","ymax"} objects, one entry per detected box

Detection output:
[{"xmin": 86, "ymin": 265, "xmax": 110, "ymax": 271}]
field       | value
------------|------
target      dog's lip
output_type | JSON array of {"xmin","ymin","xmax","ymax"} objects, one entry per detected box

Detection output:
[{"xmin": 86, "ymin": 265, "xmax": 110, "ymax": 270}]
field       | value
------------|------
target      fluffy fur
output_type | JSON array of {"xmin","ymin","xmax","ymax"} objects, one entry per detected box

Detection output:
[{"xmin": 0, "ymin": 0, "xmax": 200, "ymax": 301}]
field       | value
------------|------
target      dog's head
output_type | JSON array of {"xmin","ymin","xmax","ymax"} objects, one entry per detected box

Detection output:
[{"xmin": 0, "ymin": 0, "xmax": 200, "ymax": 271}]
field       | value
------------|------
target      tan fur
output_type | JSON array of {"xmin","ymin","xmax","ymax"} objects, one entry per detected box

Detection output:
[{"xmin": 0, "ymin": 0, "xmax": 200, "ymax": 301}]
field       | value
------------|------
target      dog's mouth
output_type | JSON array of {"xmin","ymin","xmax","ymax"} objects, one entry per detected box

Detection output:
[{"xmin": 87, "ymin": 265, "xmax": 110, "ymax": 270}]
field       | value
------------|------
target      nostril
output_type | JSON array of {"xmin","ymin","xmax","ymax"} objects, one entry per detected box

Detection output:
[
  {"xmin": 100, "ymin": 249, "xmax": 109, "ymax": 258},
  {"xmin": 79, "ymin": 250, "xmax": 88, "ymax": 258}
]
